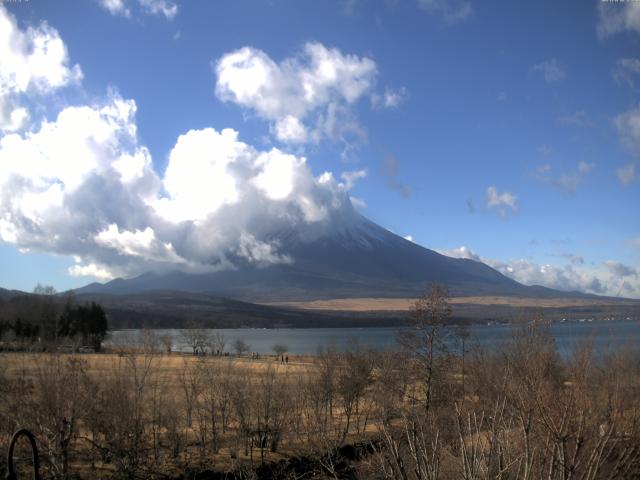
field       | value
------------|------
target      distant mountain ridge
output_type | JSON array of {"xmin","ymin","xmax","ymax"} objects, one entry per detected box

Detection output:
[
  {"xmin": 0, "ymin": 287, "xmax": 29, "ymax": 300},
  {"xmin": 74, "ymin": 209, "xmax": 595, "ymax": 302}
]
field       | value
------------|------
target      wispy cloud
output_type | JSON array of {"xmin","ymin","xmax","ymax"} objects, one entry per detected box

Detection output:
[
  {"xmin": 614, "ymin": 104, "xmax": 640, "ymax": 185},
  {"xmin": 532, "ymin": 58, "xmax": 566, "ymax": 83},
  {"xmin": 552, "ymin": 161, "xmax": 595, "ymax": 195},
  {"xmin": 626, "ymin": 235, "xmax": 640, "ymax": 250},
  {"xmin": 537, "ymin": 163, "xmax": 551, "ymax": 174},
  {"xmin": 597, "ymin": 1, "xmax": 640, "ymax": 38},
  {"xmin": 613, "ymin": 58, "xmax": 640, "ymax": 88},
  {"xmin": 558, "ymin": 110, "xmax": 593, "ymax": 128},
  {"xmin": 534, "ymin": 161, "xmax": 595, "ymax": 195},
  {"xmin": 559, "ymin": 253, "xmax": 584, "ymax": 265},
  {"xmin": 486, "ymin": 186, "xmax": 517, "ymax": 217},
  {"xmin": 340, "ymin": 169, "xmax": 367, "ymax": 190},
  {"xmin": 438, "ymin": 246, "xmax": 481, "ymax": 261},
  {"xmin": 350, "ymin": 196, "xmax": 367, "ymax": 209},
  {"xmin": 341, "ymin": 0, "xmax": 360, "ymax": 15},
  {"xmin": 615, "ymin": 104, "xmax": 640, "ymax": 154},
  {"xmin": 97, "ymin": 0, "xmax": 178, "ymax": 19},
  {"xmin": 538, "ymin": 144, "xmax": 553, "ymax": 157},
  {"xmin": 617, "ymin": 162, "xmax": 636, "ymax": 186},
  {"xmin": 417, "ymin": 0, "xmax": 473, "ymax": 24},
  {"xmin": 371, "ymin": 86, "xmax": 408, "ymax": 109},
  {"xmin": 345, "ymin": 0, "xmax": 472, "ymax": 23},
  {"xmin": 606, "ymin": 260, "xmax": 637, "ymax": 278},
  {"xmin": 381, "ymin": 154, "xmax": 411, "ymax": 198}
]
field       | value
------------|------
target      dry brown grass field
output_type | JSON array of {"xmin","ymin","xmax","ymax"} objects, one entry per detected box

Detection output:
[
  {"xmin": 0, "ymin": 348, "xmax": 385, "ymax": 479},
  {"xmin": 268, "ymin": 296, "xmax": 640, "ymax": 311},
  {"xmin": 4, "ymin": 351, "xmax": 279, "ymax": 373},
  {"xmin": 1, "ymin": 351, "xmax": 316, "ymax": 389}
]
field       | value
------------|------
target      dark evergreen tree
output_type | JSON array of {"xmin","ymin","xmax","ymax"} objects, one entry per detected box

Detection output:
[{"xmin": 58, "ymin": 302, "xmax": 108, "ymax": 351}]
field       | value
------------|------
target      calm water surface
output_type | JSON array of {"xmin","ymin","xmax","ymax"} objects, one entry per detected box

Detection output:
[{"xmin": 108, "ymin": 319, "xmax": 640, "ymax": 357}]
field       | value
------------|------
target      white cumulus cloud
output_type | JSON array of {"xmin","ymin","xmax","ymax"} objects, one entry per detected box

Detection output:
[
  {"xmin": 95, "ymin": 224, "xmax": 186, "ymax": 264},
  {"xmin": 0, "ymin": 94, "xmax": 159, "ymax": 272},
  {"xmin": 69, "ymin": 263, "xmax": 115, "ymax": 281},
  {"xmin": 0, "ymin": 5, "xmax": 82, "ymax": 132},
  {"xmin": 235, "ymin": 232, "xmax": 292, "ymax": 267},
  {"xmin": 215, "ymin": 42, "xmax": 378, "ymax": 149},
  {"xmin": 0, "ymin": 91, "xmax": 363, "ymax": 281},
  {"xmin": 274, "ymin": 115, "xmax": 308, "ymax": 144}
]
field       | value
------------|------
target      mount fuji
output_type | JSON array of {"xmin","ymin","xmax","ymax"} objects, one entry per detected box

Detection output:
[{"xmin": 74, "ymin": 204, "xmax": 583, "ymax": 302}]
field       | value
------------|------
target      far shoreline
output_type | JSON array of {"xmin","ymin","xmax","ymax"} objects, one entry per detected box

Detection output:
[{"xmin": 106, "ymin": 314, "xmax": 640, "ymax": 331}]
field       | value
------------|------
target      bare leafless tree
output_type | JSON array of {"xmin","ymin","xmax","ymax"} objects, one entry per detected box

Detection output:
[
  {"xmin": 138, "ymin": 329, "xmax": 160, "ymax": 354},
  {"xmin": 84, "ymin": 352, "xmax": 156, "ymax": 479},
  {"xmin": 272, "ymin": 343, "xmax": 288, "ymax": 358},
  {"xmin": 32, "ymin": 355, "xmax": 94, "ymax": 479},
  {"xmin": 209, "ymin": 331, "xmax": 227, "ymax": 356},
  {"xmin": 397, "ymin": 284, "xmax": 452, "ymax": 412},
  {"xmin": 180, "ymin": 327, "xmax": 210, "ymax": 355},
  {"xmin": 336, "ymin": 345, "xmax": 374, "ymax": 443},
  {"xmin": 159, "ymin": 333, "xmax": 173, "ymax": 354},
  {"xmin": 178, "ymin": 358, "xmax": 202, "ymax": 428},
  {"xmin": 232, "ymin": 338, "xmax": 250, "ymax": 357}
]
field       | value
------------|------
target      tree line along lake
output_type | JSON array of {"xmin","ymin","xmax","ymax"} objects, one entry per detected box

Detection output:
[{"xmin": 107, "ymin": 318, "xmax": 640, "ymax": 357}]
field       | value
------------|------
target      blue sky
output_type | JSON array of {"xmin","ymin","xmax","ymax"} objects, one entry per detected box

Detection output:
[{"xmin": 0, "ymin": 0, "xmax": 639, "ymax": 297}]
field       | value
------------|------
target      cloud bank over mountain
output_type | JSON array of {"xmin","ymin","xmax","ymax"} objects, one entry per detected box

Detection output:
[
  {"xmin": 439, "ymin": 246, "xmax": 640, "ymax": 299},
  {"xmin": 0, "ymin": 92, "xmax": 362, "ymax": 280}
]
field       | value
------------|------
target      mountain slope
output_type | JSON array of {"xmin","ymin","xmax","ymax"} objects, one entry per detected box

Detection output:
[
  {"xmin": 73, "ymin": 291, "xmax": 406, "ymax": 329},
  {"xmin": 74, "ymin": 210, "xmax": 590, "ymax": 301},
  {"xmin": 0, "ymin": 287, "xmax": 29, "ymax": 300}
]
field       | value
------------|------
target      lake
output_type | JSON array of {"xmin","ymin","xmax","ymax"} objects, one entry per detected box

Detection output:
[{"xmin": 107, "ymin": 319, "xmax": 640, "ymax": 357}]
